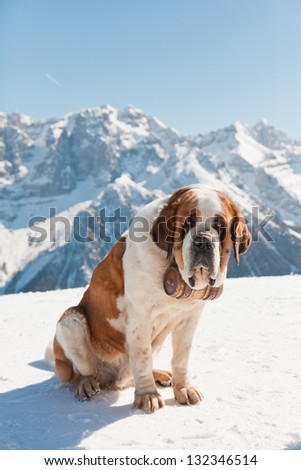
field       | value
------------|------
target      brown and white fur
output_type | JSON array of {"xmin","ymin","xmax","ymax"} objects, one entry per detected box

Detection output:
[{"xmin": 53, "ymin": 185, "xmax": 251, "ymax": 412}]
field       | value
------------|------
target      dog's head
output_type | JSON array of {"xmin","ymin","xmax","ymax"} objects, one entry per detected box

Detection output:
[{"xmin": 151, "ymin": 185, "xmax": 251, "ymax": 289}]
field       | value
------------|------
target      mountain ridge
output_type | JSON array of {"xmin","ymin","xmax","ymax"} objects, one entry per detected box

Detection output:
[{"xmin": 0, "ymin": 105, "xmax": 300, "ymax": 293}]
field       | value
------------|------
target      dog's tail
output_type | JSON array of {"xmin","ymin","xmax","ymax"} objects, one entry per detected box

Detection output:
[{"xmin": 44, "ymin": 339, "xmax": 55, "ymax": 370}]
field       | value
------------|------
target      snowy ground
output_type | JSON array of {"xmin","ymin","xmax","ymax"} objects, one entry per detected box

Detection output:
[{"xmin": 0, "ymin": 275, "xmax": 300, "ymax": 450}]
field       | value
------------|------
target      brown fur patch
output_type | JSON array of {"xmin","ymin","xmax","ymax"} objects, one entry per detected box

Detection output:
[
  {"xmin": 78, "ymin": 237, "xmax": 127, "ymax": 360},
  {"xmin": 54, "ymin": 237, "xmax": 127, "ymax": 376},
  {"xmin": 150, "ymin": 187, "xmax": 199, "ymax": 270}
]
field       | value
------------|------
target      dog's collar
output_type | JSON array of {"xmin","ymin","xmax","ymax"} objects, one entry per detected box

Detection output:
[{"xmin": 163, "ymin": 265, "xmax": 223, "ymax": 301}]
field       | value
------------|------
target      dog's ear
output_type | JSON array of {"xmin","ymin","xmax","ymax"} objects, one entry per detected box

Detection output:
[
  {"xmin": 231, "ymin": 216, "xmax": 252, "ymax": 265},
  {"xmin": 216, "ymin": 190, "xmax": 252, "ymax": 267},
  {"xmin": 151, "ymin": 187, "xmax": 192, "ymax": 263}
]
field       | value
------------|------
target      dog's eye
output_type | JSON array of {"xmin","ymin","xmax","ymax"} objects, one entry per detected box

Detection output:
[
  {"xmin": 213, "ymin": 219, "xmax": 225, "ymax": 233},
  {"xmin": 183, "ymin": 217, "xmax": 193, "ymax": 233}
]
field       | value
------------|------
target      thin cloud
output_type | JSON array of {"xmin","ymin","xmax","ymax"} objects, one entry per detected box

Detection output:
[{"xmin": 46, "ymin": 73, "xmax": 64, "ymax": 89}]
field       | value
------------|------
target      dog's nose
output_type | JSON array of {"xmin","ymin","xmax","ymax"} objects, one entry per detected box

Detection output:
[{"xmin": 192, "ymin": 234, "xmax": 212, "ymax": 251}]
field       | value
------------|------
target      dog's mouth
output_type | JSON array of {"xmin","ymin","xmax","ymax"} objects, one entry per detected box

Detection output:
[{"xmin": 188, "ymin": 267, "xmax": 216, "ymax": 288}]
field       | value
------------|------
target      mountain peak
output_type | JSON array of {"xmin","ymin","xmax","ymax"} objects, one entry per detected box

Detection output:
[
  {"xmin": 256, "ymin": 117, "xmax": 271, "ymax": 127},
  {"xmin": 232, "ymin": 120, "xmax": 251, "ymax": 134},
  {"xmin": 123, "ymin": 104, "xmax": 145, "ymax": 115},
  {"xmin": 253, "ymin": 118, "xmax": 295, "ymax": 149},
  {"xmin": 118, "ymin": 105, "xmax": 147, "ymax": 124},
  {"xmin": 6, "ymin": 112, "xmax": 33, "ymax": 128}
]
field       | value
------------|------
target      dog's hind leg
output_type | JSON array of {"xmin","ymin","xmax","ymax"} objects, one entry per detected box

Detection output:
[{"xmin": 54, "ymin": 307, "xmax": 101, "ymax": 400}]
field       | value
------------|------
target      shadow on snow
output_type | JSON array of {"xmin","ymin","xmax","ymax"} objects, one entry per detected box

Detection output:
[{"xmin": 0, "ymin": 375, "xmax": 135, "ymax": 450}]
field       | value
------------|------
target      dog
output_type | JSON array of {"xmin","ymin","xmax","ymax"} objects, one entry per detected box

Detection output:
[{"xmin": 53, "ymin": 184, "xmax": 251, "ymax": 411}]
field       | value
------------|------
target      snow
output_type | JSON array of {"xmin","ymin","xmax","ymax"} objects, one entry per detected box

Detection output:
[
  {"xmin": 0, "ymin": 275, "xmax": 300, "ymax": 450},
  {"xmin": 2, "ymin": 176, "xmax": 101, "ymax": 230},
  {"xmin": 0, "ymin": 200, "xmax": 94, "ymax": 289}
]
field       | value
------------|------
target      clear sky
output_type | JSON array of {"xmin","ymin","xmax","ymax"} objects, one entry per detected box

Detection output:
[{"xmin": 1, "ymin": 0, "xmax": 300, "ymax": 138}]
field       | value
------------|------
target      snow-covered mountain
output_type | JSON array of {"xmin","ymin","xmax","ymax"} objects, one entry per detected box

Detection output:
[{"xmin": 0, "ymin": 105, "xmax": 300, "ymax": 293}]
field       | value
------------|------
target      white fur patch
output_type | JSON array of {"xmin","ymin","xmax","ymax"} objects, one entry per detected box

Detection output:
[
  {"xmin": 193, "ymin": 186, "xmax": 223, "ymax": 219},
  {"xmin": 56, "ymin": 313, "xmax": 96, "ymax": 376},
  {"xmin": 44, "ymin": 340, "xmax": 55, "ymax": 370}
]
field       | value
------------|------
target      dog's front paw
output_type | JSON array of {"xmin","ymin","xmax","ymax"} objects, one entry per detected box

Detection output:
[
  {"xmin": 133, "ymin": 392, "xmax": 165, "ymax": 412},
  {"xmin": 75, "ymin": 376, "xmax": 101, "ymax": 401},
  {"xmin": 174, "ymin": 385, "xmax": 204, "ymax": 405}
]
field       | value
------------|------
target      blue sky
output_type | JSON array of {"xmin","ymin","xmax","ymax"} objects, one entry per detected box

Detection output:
[{"xmin": 1, "ymin": 0, "xmax": 300, "ymax": 137}]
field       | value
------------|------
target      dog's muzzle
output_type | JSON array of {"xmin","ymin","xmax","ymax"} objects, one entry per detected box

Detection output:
[{"xmin": 188, "ymin": 231, "xmax": 219, "ymax": 286}]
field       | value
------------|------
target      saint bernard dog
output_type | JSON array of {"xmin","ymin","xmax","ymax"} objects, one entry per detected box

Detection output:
[{"xmin": 53, "ymin": 184, "xmax": 251, "ymax": 412}]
